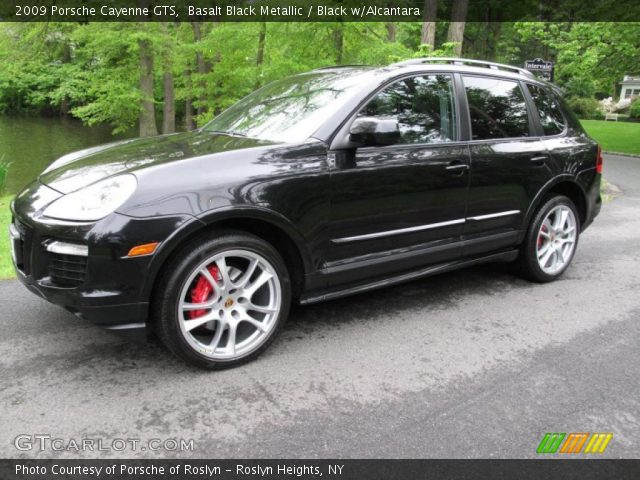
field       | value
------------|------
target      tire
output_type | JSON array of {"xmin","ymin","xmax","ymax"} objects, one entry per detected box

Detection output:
[
  {"xmin": 153, "ymin": 229, "xmax": 291, "ymax": 369},
  {"xmin": 515, "ymin": 195, "xmax": 580, "ymax": 283}
]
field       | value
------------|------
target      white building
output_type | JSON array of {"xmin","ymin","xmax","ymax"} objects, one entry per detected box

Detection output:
[{"xmin": 620, "ymin": 75, "xmax": 640, "ymax": 99}]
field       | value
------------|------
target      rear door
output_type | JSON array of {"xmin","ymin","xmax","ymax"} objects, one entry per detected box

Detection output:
[{"xmin": 461, "ymin": 74, "xmax": 554, "ymax": 255}]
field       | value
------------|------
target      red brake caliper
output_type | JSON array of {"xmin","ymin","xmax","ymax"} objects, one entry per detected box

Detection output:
[
  {"xmin": 538, "ymin": 225, "xmax": 547, "ymax": 248},
  {"xmin": 188, "ymin": 265, "xmax": 220, "ymax": 319}
]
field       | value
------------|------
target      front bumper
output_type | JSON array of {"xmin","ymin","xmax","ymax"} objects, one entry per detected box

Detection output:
[
  {"xmin": 10, "ymin": 182, "xmax": 194, "ymax": 340},
  {"xmin": 15, "ymin": 265, "xmax": 149, "ymax": 340}
]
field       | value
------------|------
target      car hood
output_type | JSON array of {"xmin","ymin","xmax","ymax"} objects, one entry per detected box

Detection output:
[{"xmin": 39, "ymin": 131, "xmax": 278, "ymax": 194}]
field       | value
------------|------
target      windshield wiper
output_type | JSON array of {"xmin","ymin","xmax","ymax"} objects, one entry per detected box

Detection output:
[{"xmin": 206, "ymin": 129, "xmax": 247, "ymax": 137}]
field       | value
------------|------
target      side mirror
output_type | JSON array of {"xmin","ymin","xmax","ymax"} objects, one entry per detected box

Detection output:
[{"xmin": 349, "ymin": 116, "xmax": 400, "ymax": 147}]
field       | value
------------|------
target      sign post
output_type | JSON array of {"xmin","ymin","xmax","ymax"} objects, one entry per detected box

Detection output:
[{"xmin": 524, "ymin": 58, "xmax": 554, "ymax": 81}]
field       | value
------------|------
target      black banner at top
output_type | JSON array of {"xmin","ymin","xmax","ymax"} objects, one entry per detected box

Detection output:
[{"xmin": 1, "ymin": 0, "xmax": 640, "ymax": 22}]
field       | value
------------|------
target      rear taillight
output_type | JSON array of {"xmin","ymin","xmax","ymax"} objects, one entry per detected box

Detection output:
[{"xmin": 596, "ymin": 145, "xmax": 603, "ymax": 174}]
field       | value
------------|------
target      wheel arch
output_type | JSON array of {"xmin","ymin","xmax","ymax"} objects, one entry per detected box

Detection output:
[
  {"xmin": 144, "ymin": 206, "xmax": 312, "ymax": 309},
  {"xmin": 521, "ymin": 176, "xmax": 588, "ymax": 237}
]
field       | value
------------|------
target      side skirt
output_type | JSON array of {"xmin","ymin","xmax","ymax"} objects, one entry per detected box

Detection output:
[{"xmin": 299, "ymin": 249, "xmax": 519, "ymax": 305}]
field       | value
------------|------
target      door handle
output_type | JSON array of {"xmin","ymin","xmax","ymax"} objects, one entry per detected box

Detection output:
[
  {"xmin": 530, "ymin": 155, "xmax": 548, "ymax": 165},
  {"xmin": 445, "ymin": 163, "xmax": 469, "ymax": 174}
]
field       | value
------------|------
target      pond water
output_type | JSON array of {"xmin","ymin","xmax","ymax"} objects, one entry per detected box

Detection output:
[{"xmin": 0, "ymin": 116, "xmax": 134, "ymax": 195}]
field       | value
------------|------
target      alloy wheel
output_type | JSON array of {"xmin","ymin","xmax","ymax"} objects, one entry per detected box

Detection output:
[
  {"xmin": 177, "ymin": 249, "xmax": 282, "ymax": 360},
  {"xmin": 536, "ymin": 205, "xmax": 577, "ymax": 275}
]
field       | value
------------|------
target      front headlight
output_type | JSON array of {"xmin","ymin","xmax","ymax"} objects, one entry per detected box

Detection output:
[{"xmin": 43, "ymin": 174, "xmax": 137, "ymax": 221}]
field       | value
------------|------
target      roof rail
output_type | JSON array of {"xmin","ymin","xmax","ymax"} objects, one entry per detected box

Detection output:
[
  {"xmin": 391, "ymin": 57, "xmax": 534, "ymax": 78},
  {"xmin": 312, "ymin": 64, "xmax": 371, "ymax": 71}
]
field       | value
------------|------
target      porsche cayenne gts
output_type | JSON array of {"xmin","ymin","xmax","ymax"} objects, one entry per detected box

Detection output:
[{"xmin": 9, "ymin": 58, "xmax": 602, "ymax": 368}]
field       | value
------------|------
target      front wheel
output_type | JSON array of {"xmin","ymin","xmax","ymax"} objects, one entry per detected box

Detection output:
[
  {"xmin": 154, "ymin": 230, "xmax": 291, "ymax": 369},
  {"xmin": 516, "ymin": 195, "xmax": 580, "ymax": 282}
]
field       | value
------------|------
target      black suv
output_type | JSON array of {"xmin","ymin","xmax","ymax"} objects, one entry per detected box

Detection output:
[{"xmin": 10, "ymin": 58, "xmax": 602, "ymax": 369}]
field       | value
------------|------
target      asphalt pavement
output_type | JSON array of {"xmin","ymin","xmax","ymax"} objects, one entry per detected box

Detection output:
[{"xmin": 1, "ymin": 154, "xmax": 639, "ymax": 459}]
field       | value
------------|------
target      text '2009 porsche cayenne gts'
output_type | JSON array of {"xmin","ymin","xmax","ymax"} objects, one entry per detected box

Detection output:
[{"xmin": 10, "ymin": 58, "xmax": 602, "ymax": 369}]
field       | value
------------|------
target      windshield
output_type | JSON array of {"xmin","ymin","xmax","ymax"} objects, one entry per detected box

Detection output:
[{"xmin": 203, "ymin": 69, "xmax": 375, "ymax": 142}]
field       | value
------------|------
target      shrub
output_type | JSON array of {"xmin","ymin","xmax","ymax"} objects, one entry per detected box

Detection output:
[
  {"xmin": 567, "ymin": 97, "xmax": 602, "ymax": 119},
  {"xmin": 563, "ymin": 77, "xmax": 597, "ymax": 99},
  {"xmin": 630, "ymin": 99, "xmax": 640, "ymax": 119}
]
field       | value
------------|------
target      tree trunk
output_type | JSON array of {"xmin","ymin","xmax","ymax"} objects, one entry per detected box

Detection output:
[
  {"xmin": 161, "ymin": 23, "xmax": 175, "ymax": 134},
  {"xmin": 386, "ymin": 22, "xmax": 396, "ymax": 42},
  {"xmin": 162, "ymin": 72, "xmax": 175, "ymax": 134},
  {"xmin": 334, "ymin": 23, "xmax": 344, "ymax": 64},
  {"xmin": 183, "ymin": 60, "xmax": 195, "ymax": 130},
  {"xmin": 255, "ymin": 22, "xmax": 266, "ymax": 88},
  {"xmin": 60, "ymin": 41, "xmax": 72, "ymax": 115},
  {"xmin": 420, "ymin": 0, "xmax": 437, "ymax": 49},
  {"xmin": 446, "ymin": 0, "xmax": 469, "ymax": 56},
  {"xmin": 185, "ymin": 98, "xmax": 194, "ymax": 130},
  {"xmin": 138, "ymin": 38, "xmax": 157, "ymax": 138},
  {"xmin": 486, "ymin": 21, "xmax": 501, "ymax": 61},
  {"xmin": 192, "ymin": 22, "xmax": 211, "ymax": 120}
]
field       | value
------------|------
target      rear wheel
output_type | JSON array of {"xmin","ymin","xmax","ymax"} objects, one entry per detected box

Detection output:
[
  {"xmin": 154, "ymin": 230, "xmax": 291, "ymax": 369},
  {"xmin": 516, "ymin": 195, "xmax": 580, "ymax": 282}
]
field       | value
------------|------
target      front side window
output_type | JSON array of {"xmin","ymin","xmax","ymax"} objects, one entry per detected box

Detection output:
[
  {"xmin": 463, "ymin": 75, "xmax": 530, "ymax": 140},
  {"xmin": 528, "ymin": 84, "xmax": 566, "ymax": 136},
  {"xmin": 358, "ymin": 74, "xmax": 457, "ymax": 145}
]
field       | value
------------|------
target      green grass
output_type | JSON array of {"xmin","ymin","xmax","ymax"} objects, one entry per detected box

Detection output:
[
  {"xmin": 0, "ymin": 194, "xmax": 15, "ymax": 280},
  {"xmin": 580, "ymin": 120, "xmax": 640, "ymax": 156}
]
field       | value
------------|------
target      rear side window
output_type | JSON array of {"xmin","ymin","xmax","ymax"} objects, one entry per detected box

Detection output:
[
  {"xmin": 359, "ymin": 74, "xmax": 457, "ymax": 144},
  {"xmin": 527, "ymin": 85, "xmax": 566, "ymax": 135},
  {"xmin": 463, "ymin": 75, "xmax": 530, "ymax": 140}
]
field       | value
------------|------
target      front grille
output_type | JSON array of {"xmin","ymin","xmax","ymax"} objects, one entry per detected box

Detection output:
[{"xmin": 48, "ymin": 253, "xmax": 88, "ymax": 287}]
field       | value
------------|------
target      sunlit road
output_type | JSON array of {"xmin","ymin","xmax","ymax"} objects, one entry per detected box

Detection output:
[{"xmin": 1, "ymin": 154, "xmax": 639, "ymax": 459}]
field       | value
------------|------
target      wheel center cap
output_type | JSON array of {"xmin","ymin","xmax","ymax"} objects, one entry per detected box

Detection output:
[{"xmin": 224, "ymin": 298, "xmax": 234, "ymax": 308}]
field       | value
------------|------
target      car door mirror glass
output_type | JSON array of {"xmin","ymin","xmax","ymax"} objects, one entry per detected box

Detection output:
[{"xmin": 349, "ymin": 116, "xmax": 400, "ymax": 147}]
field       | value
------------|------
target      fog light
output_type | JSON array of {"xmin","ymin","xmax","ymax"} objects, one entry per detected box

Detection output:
[
  {"xmin": 45, "ymin": 241, "xmax": 89, "ymax": 257},
  {"xmin": 127, "ymin": 242, "xmax": 159, "ymax": 257}
]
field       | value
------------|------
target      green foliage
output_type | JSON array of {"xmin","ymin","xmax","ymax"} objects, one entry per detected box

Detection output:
[
  {"xmin": 0, "ymin": 194, "xmax": 14, "ymax": 279},
  {"xmin": 512, "ymin": 22, "xmax": 640, "ymax": 99},
  {"xmin": 0, "ymin": 22, "xmax": 418, "ymax": 130},
  {"xmin": 630, "ymin": 99, "xmax": 640, "ymax": 119},
  {"xmin": 0, "ymin": 21, "xmax": 638, "ymax": 134},
  {"xmin": 0, "ymin": 156, "xmax": 10, "ymax": 194},
  {"xmin": 567, "ymin": 97, "xmax": 603, "ymax": 119},
  {"xmin": 0, "ymin": 158, "xmax": 11, "ymax": 193},
  {"xmin": 413, "ymin": 42, "xmax": 458, "ymax": 58}
]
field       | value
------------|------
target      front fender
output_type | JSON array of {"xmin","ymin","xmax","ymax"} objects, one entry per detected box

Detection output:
[
  {"xmin": 140, "ymin": 205, "xmax": 315, "ymax": 301},
  {"xmin": 196, "ymin": 205, "xmax": 314, "ymax": 271}
]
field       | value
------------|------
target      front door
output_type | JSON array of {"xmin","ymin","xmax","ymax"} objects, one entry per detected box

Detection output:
[{"xmin": 326, "ymin": 73, "xmax": 470, "ymax": 286}]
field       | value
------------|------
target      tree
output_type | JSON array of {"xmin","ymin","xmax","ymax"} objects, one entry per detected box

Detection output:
[
  {"xmin": 1, "ymin": 21, "xmax": 636, "ymax": 137},
  {"xmin": 138, "ymin": 36, "xmax": 157, "ymax": 137},
  {"xmin": 192, "ymin": 21, "xmax": 213, "ymax": 122},
  {"xmin": 421, "ymin": 0, "xmax": 437, "ymax": 50},
  {"xmin": 160, "ymin": 23, "xmax": 175, "ymax": 134},
  {"xmin": 447, "ymin": 0, "xmax": 469, "ymax": 56},
  {"xmin": 386, "ymin": 22, "xmax": 397, "ymax": 42},
  {"xmin": 513, "ymin": 22, "xmax": 640, "ymax": 98},
  {"xmin": 333, "ymin": 22, "xmax": 344, "ymax": 64},
  {"xmin": 255, "ymin": 22, "xmax": 267, "ymax": 88}
]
